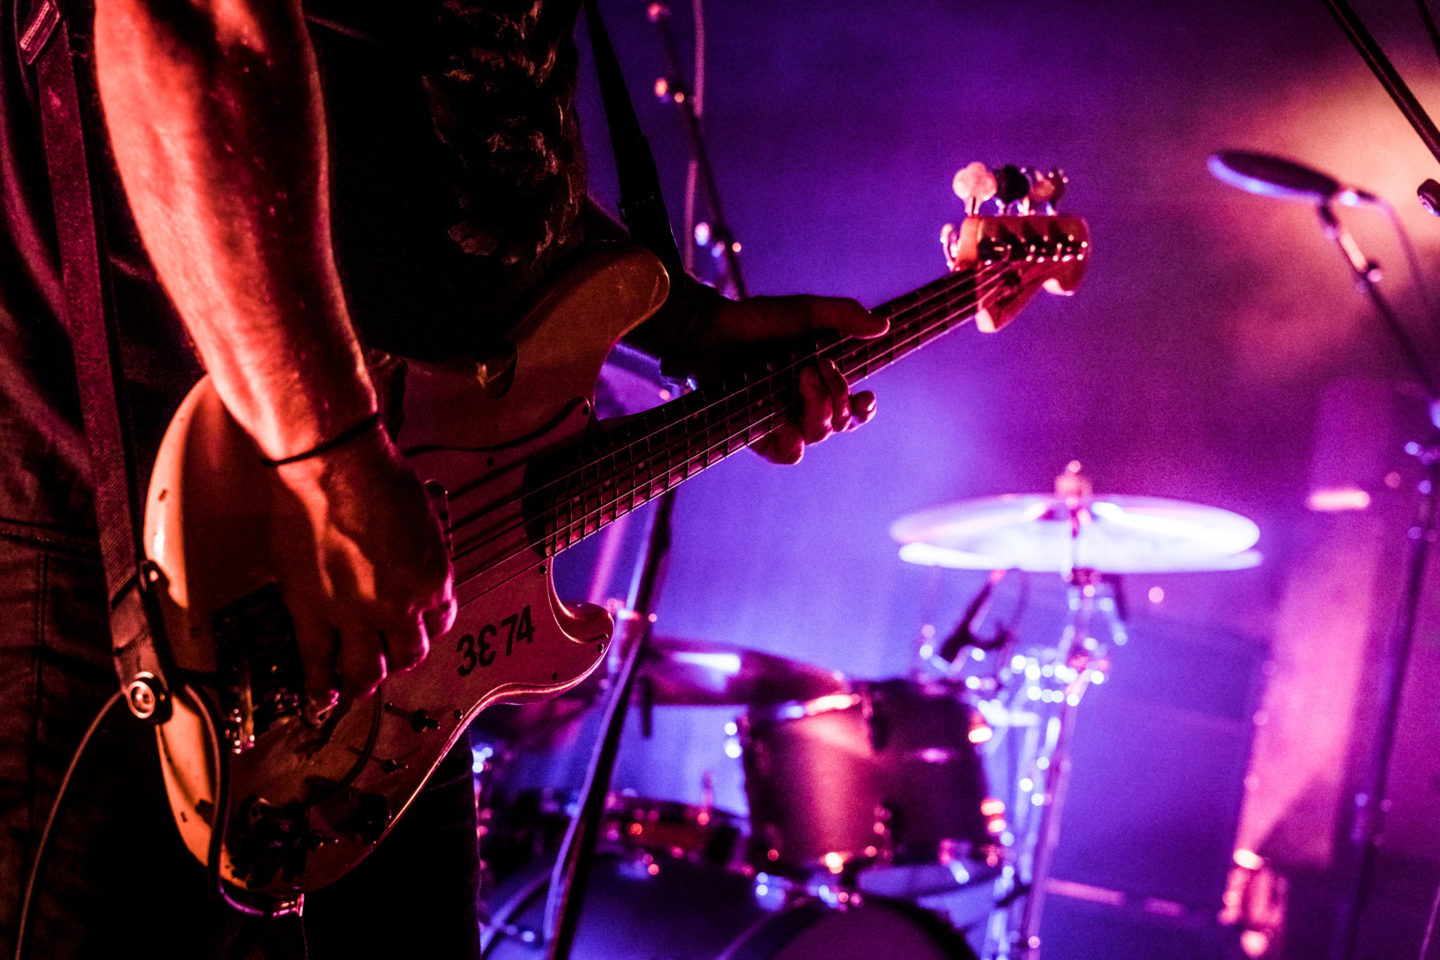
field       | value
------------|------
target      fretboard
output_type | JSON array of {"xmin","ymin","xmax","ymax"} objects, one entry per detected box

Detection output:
[{"xmin": 531, "ymin": 264, "xmax": 984, "ymax": 555}]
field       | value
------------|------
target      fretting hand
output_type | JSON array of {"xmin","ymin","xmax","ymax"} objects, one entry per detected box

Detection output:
[{"xmin": 678, "ymin": 293, "xmax": 888, "ymax": 464}]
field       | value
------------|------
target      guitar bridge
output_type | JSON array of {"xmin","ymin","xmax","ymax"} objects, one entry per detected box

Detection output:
[{"xmin": 213, "ymin": 583, "xmax": 305, "ymax": 753}]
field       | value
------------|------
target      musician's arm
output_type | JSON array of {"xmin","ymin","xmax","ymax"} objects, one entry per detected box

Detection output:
[{"xmin": 93, "ymin": 0, "xmax": 454, "ymax": 695}]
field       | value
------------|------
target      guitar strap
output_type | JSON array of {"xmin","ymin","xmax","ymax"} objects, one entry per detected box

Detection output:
[
  {"xmin": 581, "ymin": 0, "xmax": 687, "ymax": 313},
  {"xmin": 18, "ymin": 0, "xmax": 175, "ymax": 724}
]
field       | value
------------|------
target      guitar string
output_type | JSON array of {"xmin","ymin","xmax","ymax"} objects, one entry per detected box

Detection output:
[
  {"xmin": 442, "ymin": 263, "xmax": 1030, "ymax": 587},
  {"xmin": 442, "ymin": 263, "xmax": 1012, "ymax": 566}
]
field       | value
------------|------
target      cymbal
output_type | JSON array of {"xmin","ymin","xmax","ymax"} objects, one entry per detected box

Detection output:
[
  {"xmin": 890, "ymin": 493, "xmax": 1261, "ymax": 574},
  {"xmin": 638, "ymin": 636, "xmax": 848, "ymax": 707}
]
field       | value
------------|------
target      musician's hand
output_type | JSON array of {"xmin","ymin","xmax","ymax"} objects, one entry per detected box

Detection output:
[
  {"xmin": 687, "ymin": 294, "xmax": 888, "ymax": 464},
  {"xmin": 268, "ymin": 428, "xmax": 456, "ymax": 700}
]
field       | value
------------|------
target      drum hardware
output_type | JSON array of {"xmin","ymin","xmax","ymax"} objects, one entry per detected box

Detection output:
[
  {"xmin": 893, "ymin": 463, "xmax": 1264, "ymax": 959},
  {"xmin": 475, "ymin": 631, "xmax": 840, "ymax": 754},
  {"xmin": 482, "ymin": 851, "xmax": 979, "ymax": 959},
  {"xmin": 977, "ymin": 566, "xmax": 1125, "ymax": 960},
  {"xmin": 480, "ymin": 644, "xmax": 996, "ymax": 957},
  {"xmin": 479, "ymin": 784, "xmax": 750, "ymax": 890},
  {"xmin": 603, "ymin": 792, "xmax": 747, "ymax": 869},
  {"xmin": 890, "ymin": 463, "xmax": 1262, "ymax": 576}
]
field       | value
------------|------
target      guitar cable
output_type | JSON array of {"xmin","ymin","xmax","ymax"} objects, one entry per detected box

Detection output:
[
  {"xmin": 12, "ymin": 682, "xmax": 299, "ymax": 960},
  {"xmin": 188, "ymin": 684, "xmax": 297, "ymax": 920},
  {"xmin": 12, "ymin": 689, "xmax": 124, "ymax": 960}
]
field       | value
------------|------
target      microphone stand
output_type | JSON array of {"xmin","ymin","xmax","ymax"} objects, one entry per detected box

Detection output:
[
  {"xmin": 1317, "ymin": 203, "xmax": 1440, "ymax": 960},
  {"xmin": 1321, "ymin": 0, "xmax": 1440, "ymax": 212},
  {"xmin": 647, "ymin": 2, "xmax": 747, "ymax": 298},
  {"xmin": 1322, "ymin": 0, "xmax": 1440, "ymax": 168},
  {"xmin": 1317, "ymin": 204, "xmax": 1440, "ymax": 410},
  {"xmin": 543, "ymin": 491, "xmax": 677, "ymax": 960},
  {"xmin": 542, "ymin": 8, "xmax": 742, "ymax": 952}
]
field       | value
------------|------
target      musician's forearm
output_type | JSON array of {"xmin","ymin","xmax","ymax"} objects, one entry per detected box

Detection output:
[{"xmin": 94, "ymin": 0, "xmax": 375, "ymax": 459}]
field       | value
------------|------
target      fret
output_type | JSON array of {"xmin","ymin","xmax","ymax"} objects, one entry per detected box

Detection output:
[
  {"xmin": 562, "ymin": 475, "xmax": 577, "ymax": 551},
  {"xmin": 683, "ymin": 430, "xmax": 702, "ymax": 479},
  {"xmin": 598, "ymin": 431, "xmax": 619, "ymax": 527},
  {"xmin": 577, "ymin": 459, "xmax": 593, "ymax": 539},
  {"xmin": 542, "ymin": 521, "xmax": 558, "ymax": 558},
  {"xmin": 577, "ymin": 458, "xmax": 593, "ymax": 543}
]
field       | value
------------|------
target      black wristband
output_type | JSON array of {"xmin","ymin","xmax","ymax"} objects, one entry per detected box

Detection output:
[
  {"xmin": 657, "ymin": 277, "xmax": 730, "ymax": 381},
  {"xmin": 261, "ymin": 412, "xmax": 383, "ymax": 467}
]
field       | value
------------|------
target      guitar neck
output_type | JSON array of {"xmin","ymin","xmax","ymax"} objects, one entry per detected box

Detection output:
[{"xmin": 534, "ymin": 266, "xmax": 981, "ymax": 555}]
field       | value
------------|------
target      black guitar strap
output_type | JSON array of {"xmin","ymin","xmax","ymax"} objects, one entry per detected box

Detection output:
[
  {"xmin": 582, "ymin": 0, "xmax": 686, "ymax": 300},
  {"xmin": 18, "ymin": 0, "xmax": 175, "ymax": 724}
]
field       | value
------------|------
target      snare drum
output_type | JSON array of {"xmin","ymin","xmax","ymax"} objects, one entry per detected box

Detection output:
[{"xmin": 740, "ymin": 679, "xmax": 998, "ymax": 876}]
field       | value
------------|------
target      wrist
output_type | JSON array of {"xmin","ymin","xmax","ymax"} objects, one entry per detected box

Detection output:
[
  {"xmin": 262, "ymin": 410, "xmax": 384, "ymax": 468},
  {"xmin": 656, "ymin": 277, "xmax": 730, "ymax": 380}
]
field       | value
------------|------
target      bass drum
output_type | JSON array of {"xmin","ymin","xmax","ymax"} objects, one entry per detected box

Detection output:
[{"xmin": 481, "ymin": 852, "xmax": 977, "ymax": 960}]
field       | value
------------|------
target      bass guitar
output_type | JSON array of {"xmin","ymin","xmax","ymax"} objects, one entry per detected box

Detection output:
[{"xmin": 142, "ymin": 198, "xmax": 1088, "ymax": 909}]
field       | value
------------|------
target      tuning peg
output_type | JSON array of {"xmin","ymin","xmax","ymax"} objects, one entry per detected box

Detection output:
[
  {"xmin": 993, "ymin": 165, "xmax": 1030, "ymax": 210},
  {"xmin": 952, "ymin": 162, "xmax": 998, "ymax": 215},
  {"xmin": 1023, "ymin": 167, "xmax": 1068, "ymax": 213},
  {"xmin": 941, "ymin": 222, "xmax": 963, "ymax": 271}
]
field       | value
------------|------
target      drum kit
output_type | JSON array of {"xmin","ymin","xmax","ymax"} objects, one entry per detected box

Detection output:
[{"xmin": 474, "ymin": 464, "xmax": 1261, "ymax": 960}]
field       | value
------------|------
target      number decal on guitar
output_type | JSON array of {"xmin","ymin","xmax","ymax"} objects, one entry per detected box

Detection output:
[{"xmin": 456, "ymin": 605, "xmax": 535, "ymax": 676}]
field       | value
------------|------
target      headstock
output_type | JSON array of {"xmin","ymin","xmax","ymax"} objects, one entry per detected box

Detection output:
[{"xmin": 941, "ymin": 162, "xmax": 1089, "ymax": 333}]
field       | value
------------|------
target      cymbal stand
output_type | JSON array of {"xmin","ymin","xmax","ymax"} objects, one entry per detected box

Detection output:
[{"xmin": 982, "ymin": 567, "xmax": 1126, "ymax": 960}]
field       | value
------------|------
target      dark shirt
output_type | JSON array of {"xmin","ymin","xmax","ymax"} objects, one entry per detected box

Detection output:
[
  {"xmin": 0, "ymin": 0, "xmax": 588, "ymax": 537},
  {"xmin": 313, "ymin": 0, "xmax": 588, "ymax": 357}
]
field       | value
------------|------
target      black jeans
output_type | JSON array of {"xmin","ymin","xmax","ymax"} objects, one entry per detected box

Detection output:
[{"xmin": 0, "ymin": 526, "xmax": 480, "ymax": 959}]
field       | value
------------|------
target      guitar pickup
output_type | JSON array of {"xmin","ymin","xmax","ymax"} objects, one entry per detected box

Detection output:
[{"xmin": 213, "ymin": 583, "xmax": 305, "ymax": 753}]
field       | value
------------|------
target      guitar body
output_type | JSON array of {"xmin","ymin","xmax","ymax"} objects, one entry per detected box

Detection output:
[{"xmin": 143, "ymin": 245, "xmax": 670, "ymax": 903}]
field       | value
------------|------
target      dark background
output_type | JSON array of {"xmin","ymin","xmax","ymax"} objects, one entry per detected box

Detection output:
[{"xmin": 546, "ymin": 2, "xmax": 1440, "ymax": 957}]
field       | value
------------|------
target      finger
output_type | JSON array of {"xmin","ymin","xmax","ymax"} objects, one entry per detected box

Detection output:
[
  {"xmin": 801, "ymin": 296, "xmax": 888, "ymax": 339},
  {"xmin": 294, "ymin": 602, "xmax": 340, "ymax": 700},
  {"xmin": 424, "ymin": 480, "xmax": 456, "ymax": 635},
  {"xmin": 338, "ymin": 626, "xmax": 387, "ymax": 697},
  {"xmin": 753, "ymin": 421, "xmax": 805, "ymax": 464},
  {"xmin": 847, "ymin": 390, "xmax": 877, "ymax": 430},
  {"xmin": 381, "ymin": 619, "xmax": 429, "ymax": 674},
  {"xmin": 424, "ymin": 594, "xmax": 458, "ymax": 641},
  {"xmin": 797, "ymin": 365, "xmax": 834, "ymax": 445},
  {"xmin": 817, "ymin": 360, "xmax": 850, "ymax": 431}
]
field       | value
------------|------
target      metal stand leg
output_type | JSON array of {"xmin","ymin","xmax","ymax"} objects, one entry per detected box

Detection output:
[{"xmin": 984, "ymin": 570, "xmax": 1125, "ymax": 960}]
